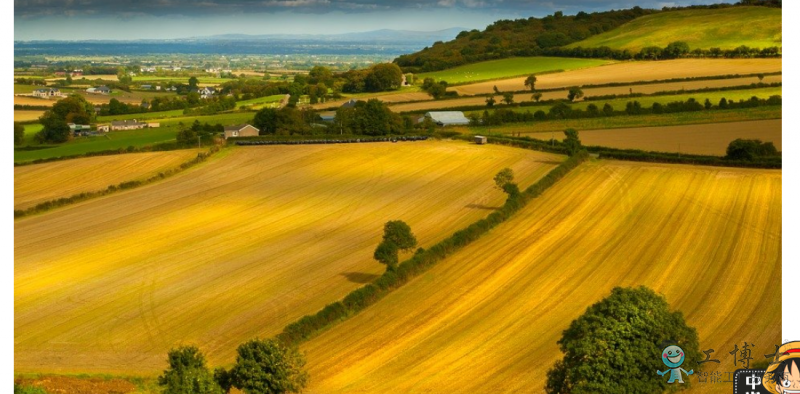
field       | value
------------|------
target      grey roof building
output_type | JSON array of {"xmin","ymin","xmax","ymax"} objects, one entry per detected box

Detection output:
[{"xmin": 424, "ymin": 111, "xmax": 471, "ymax": 126}]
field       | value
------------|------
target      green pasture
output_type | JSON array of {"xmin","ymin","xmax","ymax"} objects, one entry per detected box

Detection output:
[
  {"xmin": 567, "ymin": 6, "xmax": 782, "ymax": 51},
  {"xmin": 416, "ymin": 57, "xmax": 612, "ymax": 85}
]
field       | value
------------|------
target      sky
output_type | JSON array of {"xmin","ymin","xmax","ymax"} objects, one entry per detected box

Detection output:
[{"xmin": 14, "ymin": 0, "xmax": 719, "ymax": 41}]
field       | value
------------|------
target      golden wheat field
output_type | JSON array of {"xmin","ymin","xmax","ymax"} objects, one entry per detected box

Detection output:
[
  {"xmin": 452, "ymin": 59, "xmax": 783, "ymax": 95},
  {"xmin": 14, "ymin": 150, "xmax": 201, "ymax": 211},
  {"xmin": 390, "ymin": 75, "xmax": 782, "ymax": 112},
  {"xmin": 13, "ymin": 110, "xmax": 46, "ymax": 122},
  {"xmin": 14, "ymin": 141, "xmax": 563, "ymax": 373},
  {"xmin": 301, "ymin": 159, "xmax": 781, "ymax": 394}
]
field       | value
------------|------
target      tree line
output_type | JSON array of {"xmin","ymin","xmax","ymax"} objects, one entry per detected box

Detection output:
[
  {"xmin": 393, "ymin": 2, "xmax": 778, "ymax": 73},
  {"xmin": 470, "ymin": 95, "xmax": 781, "ymax": 127}
]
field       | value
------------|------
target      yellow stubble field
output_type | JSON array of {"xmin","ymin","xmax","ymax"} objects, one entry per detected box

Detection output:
[
  {"xmin": 14, "ymin": 150, "xmax": 201, "ymax": 211},
  {"xmin": 14, "ymin": 141, "xmax": 563, "ymax": 373},
  {"xmin": 452, "ymin": 58, "xmax": 783, "ymax": 95},
  {"xmin": 301, "ymin": 159, "xmax": 781, "ymax": 394}
]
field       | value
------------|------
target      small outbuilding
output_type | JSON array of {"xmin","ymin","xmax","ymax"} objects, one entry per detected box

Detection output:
[
  {"xmin": 475, "ymin": 135, "xmax": 487, "ymax": 145},
  {"xmin": 224, "ymin": 124, "xmax": 260, "ymax": 139},
  {"xmin": 340, "ymin": 99, "xmax": 359, "ymax": 109},
  {"xmin": 423, "ymin": 111, "xmax": 470, "ymax": 126}
]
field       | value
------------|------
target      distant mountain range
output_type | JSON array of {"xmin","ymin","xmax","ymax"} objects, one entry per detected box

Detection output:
[{"xmin": 193, "ymin": 28, "xmax": 467, "ymax": 43}]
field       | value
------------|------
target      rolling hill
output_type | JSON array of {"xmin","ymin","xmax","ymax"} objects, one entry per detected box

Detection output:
[
  {"xmin": 301, "ymin": 159, "xmax": 781, "ymax": 394},
  {"xmin": 567, "ymin": 6, "xmax": 782, "ymax": 52}
]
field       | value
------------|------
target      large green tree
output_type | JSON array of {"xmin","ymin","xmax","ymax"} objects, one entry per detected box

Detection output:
[
  {"xmin": 158, "ymin": 346, "xmax": 223, "ymax": 394},
  {"xmin": 228, "ymin": 338, "xmax": 308, "ymax": 394},
  {"xmin": 563, "ymin": 128, "xmax": 581, "ymax": 156},
  {"xmin": 545, "ymin": 286, "xmax": 701, "ymax": 394},
  {"xmin": 365, "ymin": 63, "xmax": 403, "ymax": 92},
  {"xmin": 725, "ymin": 138, "xmax": 779, "ymax": 161},
  {"xmin": 374, "ymin": 220, "xmax": 417, "ymax": 271},
  {"xmin": 524, "ymin": 75, "xmax": 538, "ymax": 92}
]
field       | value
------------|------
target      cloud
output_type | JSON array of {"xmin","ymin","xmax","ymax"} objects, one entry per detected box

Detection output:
[{"xmin": 14, "ymin": 0, "xmax": 719, "ymax": 18}]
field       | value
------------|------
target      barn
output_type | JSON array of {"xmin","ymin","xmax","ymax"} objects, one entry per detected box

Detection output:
[
  {"xmin": 224, "ymin": 124, "xmax": 260, "ymax": 139},
  {"xmin": 424, "ymin": 111, "xmax": 470, "ymax": 126}
]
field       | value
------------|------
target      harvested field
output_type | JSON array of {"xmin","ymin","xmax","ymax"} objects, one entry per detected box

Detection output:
[
  {"xmin": 391, "ymin": 75, "xmax": 782, "ymax": 113},
  {"xmin": 460, "ymin": 107, "xmax": 782, "ymax": 136},
  {"xmin": 311, "ymin": 92, "xmax": 431, "ymax": 110},
  {"xmin": 14, "ymin": 110, "xmax": 45, "ymax": 122},
  {"xmin": 452, "ymin": 59, "xmax": 783, "ymax": 95},
  {"xmin": 301, "ymin": 159, "xmax": 781, "ymax": 394},
  {"xmin": 15, "ymin": 96, "xmax": 55, "ymax": 107},
  {"xmin": 14, "ymin": 141, "xmax": 563, "ymax": 373},
  {"xmin": 15, "ymin": 376, "xmax": 137, "ymax": 394},
  {"xmin": 578, "ymin": 119, "xmax": 782, "ymax": 155},
  {"xmin": 14, "ymin": 150, "xmax": 200, "ymax": 211}
]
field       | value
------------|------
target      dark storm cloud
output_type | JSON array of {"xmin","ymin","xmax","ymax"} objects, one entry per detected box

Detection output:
[{"xmin": 14, "ymin": 0, "xmax": 717, "ymax": 18}]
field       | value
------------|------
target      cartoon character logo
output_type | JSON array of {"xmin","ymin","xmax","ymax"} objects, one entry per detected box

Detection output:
[
  {"xmin": 764, "ymin": 341, "xmax": 800, "ymax": 394},
  {"xmin": 657, "ymin": 345, "xmax": 693, "ymax": 383}
]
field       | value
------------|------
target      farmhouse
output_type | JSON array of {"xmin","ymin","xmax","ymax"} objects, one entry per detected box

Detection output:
[
  {"xmin": 223, "ymin": 124, "xmax": 260, "ymax": 139},
  {"xmin": 111, "ymin": 120, "xmax": 148, "ymax": 131},
  {"xmin": 32, "ymin": 88, "xmax": 62, "ymax": 98},
  {"xmin": 424, "ymin": 111, "xmax": 470, "ymax": 126},
  {"xmin": 341, "ymin": 99, "xmax": 359, "ymax": 109},
  {"xmin": 96, "ymin": 124, "xmax": 110, "ymax": 132},
  {"xmin": 88, "ymin": 86, "xmax": 111, "ymax": 95},
  {"xmin": 197, "ymin": 87, "xmax": 216, "ymax": 99}
]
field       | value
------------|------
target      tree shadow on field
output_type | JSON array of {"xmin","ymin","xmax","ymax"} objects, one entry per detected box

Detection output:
[
  {"xmin": 465, "ymin": 203, "xmax": 500, "ymax": 210},
  {"xmin": 341, "ymin": 272, "xmax": 381, "ymax": 284}
]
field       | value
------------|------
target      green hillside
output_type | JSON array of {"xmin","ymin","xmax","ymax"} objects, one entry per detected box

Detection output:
[
  {"xmin": 416, "ymin": 57, "xmax": 612, "ymax": 84},
  {"xmin": 567, "ymin": 7, "xmax": 781, "ymax": 51}
]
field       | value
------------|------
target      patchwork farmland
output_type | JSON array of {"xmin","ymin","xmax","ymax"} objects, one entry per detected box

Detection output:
[{"xmin": 14, "ymin": 141, "xmax": 562, "ymax": 373}]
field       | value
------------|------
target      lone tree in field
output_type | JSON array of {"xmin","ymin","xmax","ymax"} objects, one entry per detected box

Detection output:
[
  {"xmin": 374, "ymin": 220, "xmax": 417, "ymax": 271},
  {"xmin": 563, "ymin": 128, "xmax": 581, "ymax": 156},
  {"xmin": 486, "ymin": 95, "xmax": 496, "ymax": 107},
  {"xmin": 567, "ymin": 86, "xmax": 584, "ymax": 102},
  {"xmin": 158, "ymin": 346, "xmax": 223, "ymax": 394},
  {"xmin": 524, "ymin": 75, "xmax": 538, "ymax": 92},
  {"xmin": 493, "ymin": 168, "xmax": 519, "ymax": 196},
  {"xmin": 227, "ymin": 338, "xmax": 308, "ymax": 394},
  {"xmin": 502, "ymin": 92, "xmax": 515, "ymax": 105},
  {"xmin": 545, "ymin": 286, "xmax": 701, "ymax": 394},
  {"xmin": 532, "ymin": 92, "xmax": 543, "ymax": 102}
]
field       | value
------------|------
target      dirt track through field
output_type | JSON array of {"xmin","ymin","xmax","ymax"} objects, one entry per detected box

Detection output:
[
  {"xmin": 452, "ymin": 59, "xmax": 783, "ymax": 95},
  {"xmin": 14, "ymin": 150, "xmax": 201, "ymax": 211},
  {"xmin": 14, "ymin": 141, "xmax": 562, "ymax": 373},
  {"xmin": 301, "ymin": 159, "xmax": 781, "ymax": 394},
  {"xmin": 577, "ymin": 119, "xmax": 782, "ymax": 155}
]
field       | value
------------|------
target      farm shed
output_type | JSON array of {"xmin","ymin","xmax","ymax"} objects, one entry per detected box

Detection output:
[
  {"xmin": 111, "ymin": 120, "xmax": 148, "ymax": 131},
  {"xmin": 424, "ymin": 111, "xmax": 470, "ymax": 126},
  {"xmin": 475, "ymin": 135, "xmax": 487, "ymax": 145},
  {"xmin": 224, "ymin": 124, "xmax": 260, "ymax": 139},
  {"xmin": 341, "ymin": 99, "xmax": 359, "ymax": 109}
]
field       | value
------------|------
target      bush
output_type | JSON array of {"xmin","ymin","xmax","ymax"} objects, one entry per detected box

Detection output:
[
  {"xmin": 229, "ymin": 338, "xmax": 308, "ymax": 394},
  {"xmin": 158, "ymin": 346, "xmax": 223, "ymax": 394}
]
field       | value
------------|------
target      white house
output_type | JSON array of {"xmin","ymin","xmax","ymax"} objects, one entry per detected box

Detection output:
[
  {"xmin": 197, "ymin": 87, "xmax": 216, "ymax": 99},
  {"xmin": 32, "ymin": 88, "xmax": 62, "ymax": 98}
]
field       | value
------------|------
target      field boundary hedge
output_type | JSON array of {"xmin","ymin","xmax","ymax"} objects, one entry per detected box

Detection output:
[
  {"xmin": 13, "ymin": 141, "xmax": 206, "ymax": 167},
  {"xmin": 275, "ymin": 147, "xmax": 589, "ymax": 345},
  {"xmin": 14, "ymin": 146, "xmax": 222, "ymax": 219},
  {"xmin": 479, "ymin": 134, "xmax": 781, "ymax": 169}
]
